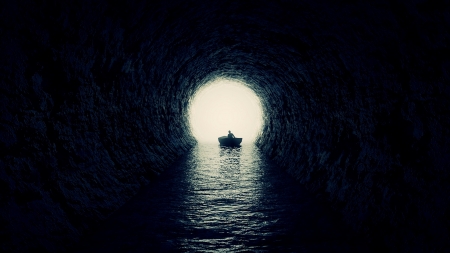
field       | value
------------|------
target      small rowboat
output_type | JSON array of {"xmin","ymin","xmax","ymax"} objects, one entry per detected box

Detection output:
[{"xmin": 218, "ymin": 136, "xmax": 242, "ymax": 146}]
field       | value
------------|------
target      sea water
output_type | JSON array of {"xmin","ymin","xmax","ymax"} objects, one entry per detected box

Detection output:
[{"xmin": 76, "ymin": 143, "xmax": 365, "ymax": 252}]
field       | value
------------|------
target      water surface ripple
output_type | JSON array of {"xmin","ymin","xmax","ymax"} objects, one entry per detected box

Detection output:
[{"xmin": 77, "ymin": 143, "xmax": 365, "ymax": 252}]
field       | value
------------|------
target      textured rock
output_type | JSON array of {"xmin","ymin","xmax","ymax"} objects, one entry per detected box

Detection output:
[{"xmin": 1, "ymin": 0, "xmax": 449, "ymax": 252}]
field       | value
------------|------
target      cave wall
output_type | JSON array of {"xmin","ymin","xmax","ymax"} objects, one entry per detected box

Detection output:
[
  {"xmin": 253, "ymin": 1, "xmax": 450, "ymax": 251},
  {"xmin": 0, "ymin": 1, "xmax": 197, "ymax": 251},
  {"xmin": 1, "ymin": 0, "xmax": 450, "ymax": 252}
]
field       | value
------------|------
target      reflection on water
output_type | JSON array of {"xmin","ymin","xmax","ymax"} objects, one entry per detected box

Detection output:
[
  {"xmin": 76, "ymin": 143, "xmax": 365, "ymax": 252},
  {"xmin": 179, "ymin": 144, "xmax": 269, "ymax": 251}
]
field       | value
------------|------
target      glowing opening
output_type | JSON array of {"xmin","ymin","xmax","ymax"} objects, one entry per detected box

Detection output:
[{"xmin": 188, "ymin": 78, "xmax": 263, "ymax": 143}]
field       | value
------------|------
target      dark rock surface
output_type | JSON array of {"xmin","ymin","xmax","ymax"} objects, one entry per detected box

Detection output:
[{"xmin": 1, "ymin": 0, "xmax": 449, "ymax": 252}]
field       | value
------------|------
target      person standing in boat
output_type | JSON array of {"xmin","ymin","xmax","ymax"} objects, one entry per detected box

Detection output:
[{"xmin": 228, "ymin": 130, "xmax": 235, "ymax": 138}]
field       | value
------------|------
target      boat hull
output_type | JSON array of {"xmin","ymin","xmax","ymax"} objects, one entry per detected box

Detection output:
[{"xmin": 218, "ymin": 136, "xmax": 242, "ymax": 146}]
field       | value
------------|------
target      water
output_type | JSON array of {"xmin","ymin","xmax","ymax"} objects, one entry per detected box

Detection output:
[{"xmin": 76, "ymin": 143, "xmax": 366, "ymax": 252}]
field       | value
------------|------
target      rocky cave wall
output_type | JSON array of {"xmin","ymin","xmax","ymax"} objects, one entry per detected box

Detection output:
[{"xmin": 1, "ymin": 0, "xmax": 450, "ymax": 252}]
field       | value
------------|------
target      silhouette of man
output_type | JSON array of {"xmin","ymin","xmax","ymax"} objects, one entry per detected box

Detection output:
[{"xmin": 228, "ymin": 130, "xmax": 235, "ymax": 138}]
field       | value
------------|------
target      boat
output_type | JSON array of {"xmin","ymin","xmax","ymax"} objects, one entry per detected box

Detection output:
[{"xmin": 218, "ymin": 136, "xmax": 242, "ymax": 146}]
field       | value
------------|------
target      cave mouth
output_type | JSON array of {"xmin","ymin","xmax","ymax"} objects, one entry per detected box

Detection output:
[{"xmin": 188, "ymin": 77, "xmax": 264, "ymax": 143}]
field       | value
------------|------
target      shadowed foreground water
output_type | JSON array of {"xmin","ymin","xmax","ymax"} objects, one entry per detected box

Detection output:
[{"xmin": 76, "ymin": 143, "xmax": 367, "ymax": 252}]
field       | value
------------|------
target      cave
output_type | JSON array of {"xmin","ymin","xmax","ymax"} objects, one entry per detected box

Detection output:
[{"xmin": 1, "ymin": 0, "xmax": 449, "ymax": 252}]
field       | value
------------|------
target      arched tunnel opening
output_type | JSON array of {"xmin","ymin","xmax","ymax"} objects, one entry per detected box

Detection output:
[
  {"xmin": 188, "ymin": 77, "xmax": 264, "ymax": 144},
  {"xmin": 1, "ymin": 0, "xmax": 450, "ymax": 252}
]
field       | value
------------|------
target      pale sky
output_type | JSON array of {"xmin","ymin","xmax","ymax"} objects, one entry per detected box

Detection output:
[{"xmin": 188, "ymin": 78, "xmax": 263, "ymax": 143}]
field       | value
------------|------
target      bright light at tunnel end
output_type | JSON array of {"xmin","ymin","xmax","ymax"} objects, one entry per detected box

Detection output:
[{"xmin": 188, "ymin": 78, "xmax": 264, "ymax": 143}]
